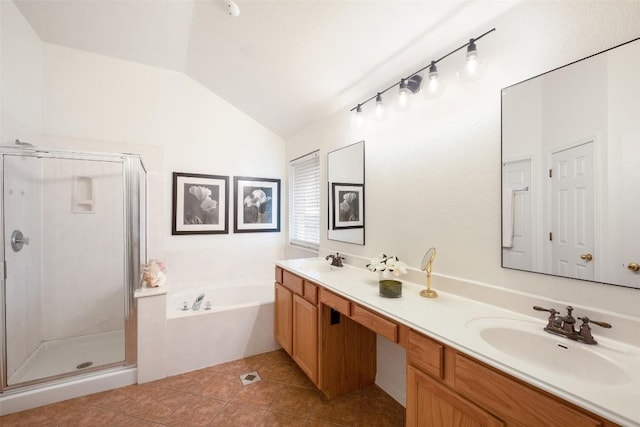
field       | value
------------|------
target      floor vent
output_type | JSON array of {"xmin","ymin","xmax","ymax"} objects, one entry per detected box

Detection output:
[{"xmin": 239, "ymin": 371, "xmax": 261, "ymax": 385}]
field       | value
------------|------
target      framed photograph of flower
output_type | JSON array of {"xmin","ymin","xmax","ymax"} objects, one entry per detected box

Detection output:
[
  {"xmin": 332, "ymin": 183, "xmax": 364, "ymax": 230},
  {"xmin": 234, "ymin": 176, "xmax": 281, "ymax": 233},
  {"xmin": 172, "ymin": 172, "xmax": 229, "ymax": 235}
]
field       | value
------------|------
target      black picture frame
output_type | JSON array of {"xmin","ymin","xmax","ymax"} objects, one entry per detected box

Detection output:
[
  {"xmin": 172, "ymin": 172, "xmax": 229, "ymax": 235},
  {"xmin": 331, "ymin": 182, "xmax": 364, "ymax": 230},
  {"xmin": 234, "ymin": 176, "xmax": 281, "ymax": 233}
]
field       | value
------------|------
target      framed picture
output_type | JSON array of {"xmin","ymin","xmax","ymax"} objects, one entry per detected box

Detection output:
[
  {"xmin": 234, "ymin": 176, "xmax": 281, "ymax": 233},
  {"xmin": 332, "ymin": 183, "xmax": 364, "ymax": 230},
  {"xmin": 172, "ymin": 172, "xmax": 229, "ymax": 235}
]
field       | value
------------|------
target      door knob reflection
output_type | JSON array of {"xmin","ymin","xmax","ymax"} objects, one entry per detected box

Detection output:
[{"xmin": 580, "ymin": 253, "xmax": 593, "ymax": 261}]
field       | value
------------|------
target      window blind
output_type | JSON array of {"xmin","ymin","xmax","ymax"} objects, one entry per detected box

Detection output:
[{"xmin": 289, "ymin": 150, "xmax": 320, "ymax": 250}]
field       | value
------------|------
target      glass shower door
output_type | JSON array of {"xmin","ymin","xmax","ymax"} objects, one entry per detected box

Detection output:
[{"xmin": 1, "ymin": 152, "xmax": 130, "ymax": 388}]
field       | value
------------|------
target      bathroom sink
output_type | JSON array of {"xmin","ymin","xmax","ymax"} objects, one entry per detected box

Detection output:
[{"xmin": 467, "ymin": 317, "xmax": 631, "ymax": 386}]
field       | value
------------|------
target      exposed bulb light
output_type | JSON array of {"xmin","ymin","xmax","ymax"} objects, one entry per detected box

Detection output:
[
  {"xmin": 374, "ymin": 93, "xmax": 385, "ymax": 121},
  {"xmin": 352, "ymin": 104, "xmax": 364, "ymax": 128},
  {"xmin": 424, "ymin": 61, "xmax": 445, "ymax": 99},
  {"xmin": 226, "ymin": 0, "xmax": 240, "ymax": 17},
  {"xmin": 349, "ymin": 28, "xmax": 494, "ymax": 124},
  {"xmin": 396, "ymin": 79, "xmax": 412, "ymax": 111},
  {"xmin": 458, "ymin": 38, "xmax": 487, "ymax": 82}
]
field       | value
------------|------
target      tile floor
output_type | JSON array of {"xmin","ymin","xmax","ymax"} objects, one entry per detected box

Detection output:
[{"xmin": 0, "ymin": 349, "xmax": 405, "ymax": 426}]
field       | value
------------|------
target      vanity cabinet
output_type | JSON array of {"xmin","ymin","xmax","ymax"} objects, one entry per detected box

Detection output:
[
  {"xmin": 275, "ymin": 266, "xmax": 619, "ymax": 426},
  {"xmin": 274, "ymin": 269, "xmax": 317, "ymax": 381},
  {"xmin": 274, "ymin": 267, "xmax": 376, "ymax": 398},
  {"xmin": 292, "ymin": 294, "xmax": 318, "ymax": 382},
  {"xmin": 274, "ymin": 283, "xmax": 293, "ymax": 354},
  {"xmin": 406, "ymin": 329, "xmax": 613, "ymax": 427}
]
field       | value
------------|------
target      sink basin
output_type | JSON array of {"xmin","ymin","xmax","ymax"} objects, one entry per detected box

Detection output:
[{"xmin": 467, "ymin": 317, "xmax": 631, "ymax": 386}]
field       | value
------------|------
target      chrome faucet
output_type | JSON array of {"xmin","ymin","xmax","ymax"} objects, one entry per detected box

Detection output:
[
  {"xmin": 325, "ymin": 253, "xmax": 344, "ymax": 267},
  {"xmin": 533, "ymin": 305, "xmax": 612, "ymax": 344},
  {"xmin": 192, "ymin": 294, "xmax": 205, "ymax": 310}
]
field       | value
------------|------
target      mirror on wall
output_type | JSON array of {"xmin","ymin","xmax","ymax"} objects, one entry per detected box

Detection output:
[
  {"xmin": 501, "ymin": 37, "xmax": 640, "ymax": 290},
  {"xmin": 328, "ymin": 141, "xmax": 365, "ymax": 245}
]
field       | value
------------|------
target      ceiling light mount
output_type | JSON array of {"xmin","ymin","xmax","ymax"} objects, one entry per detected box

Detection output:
[{"xmin": 226, "ymin": 0, "xmax": 240, "ymax": 17}]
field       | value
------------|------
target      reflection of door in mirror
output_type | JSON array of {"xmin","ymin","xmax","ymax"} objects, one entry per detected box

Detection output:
[
  {"xmin": 550, "ymin": 141, "xmax": 594, "ymax": 281},
  {"xmin": 502, "ymin": 159, "xmax": 532, "ymax": 271},
  {"xmin": 501, "ymin": 36, "xmax": 640, "ymax": 289}
]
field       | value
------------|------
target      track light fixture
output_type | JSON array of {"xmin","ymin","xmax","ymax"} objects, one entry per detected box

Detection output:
[{"xmin": 350, "ymin": 28, "xmax": 495, "ymax": 123}]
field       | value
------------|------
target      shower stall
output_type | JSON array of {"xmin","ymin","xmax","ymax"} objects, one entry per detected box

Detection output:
[{"xmin": 0, "ymin": 145, "xmax": 145, "ymax": 393}]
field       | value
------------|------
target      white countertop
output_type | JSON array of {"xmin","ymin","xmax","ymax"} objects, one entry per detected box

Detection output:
[{"xmin": 276, "ymin": 258, "xmax": 640, "ymax": 426}]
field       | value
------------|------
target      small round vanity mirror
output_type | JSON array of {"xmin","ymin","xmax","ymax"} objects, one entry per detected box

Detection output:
[{"xmin": 420, "ymin": 247, "xmax": 438, "ymax": 298}]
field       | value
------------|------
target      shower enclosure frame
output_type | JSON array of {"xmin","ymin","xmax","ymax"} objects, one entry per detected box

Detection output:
[{"xmin": 0, "ymin": 146, "xmax": 146, "ymax": 393}]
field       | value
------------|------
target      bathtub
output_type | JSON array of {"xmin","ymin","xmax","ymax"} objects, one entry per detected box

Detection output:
[{"xmin": 165, "ymin": 282, "xmax": 280, "ymax": 376}]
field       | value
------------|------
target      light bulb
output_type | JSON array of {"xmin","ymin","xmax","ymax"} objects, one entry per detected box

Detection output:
[
  {"xmin": 457, "ymin": 38, "xmax": 487, "ymax": 82},
  {"xmin": 374, "ymin": 93, "xmax": 385, "ymax": 121},
  {"xmin": 424, "ymin": 61, "xmax": 445, "ymax": 98},
  {"xmin": 352, "ymin": 104, "xmax": 364, "ymax": 128},
  {"xmin": 396, "ymin": 79, "xmax": 412, "ymax": 112}
]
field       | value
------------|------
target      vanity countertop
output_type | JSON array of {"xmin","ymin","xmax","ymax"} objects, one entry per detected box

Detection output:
[{"xmin": 275, "ymin": 258, "xmax": 640, "ymax": 427}]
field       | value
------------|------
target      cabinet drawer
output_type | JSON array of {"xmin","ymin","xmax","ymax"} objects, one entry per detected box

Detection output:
[
  {"xmin": 282, "ymin": 270, "xmax": 304, "ymax": 295},
  {"xmin": 454, "ymin": 354, "xmax": 602, "ymax": 427},
  {"xmin": 407, "ymin": 330, "xmax": 444, "ymax": 379},
  {"xmin": 319, "ymin": 288, "xmax": 351, "ymax": 316},
  {"xmin": 303, "ymin": 281, "xmax": 318, "ymax": 304},
  {"xmin": 275, "ymin": 266, "xmax": 283, "ymax": 284},
  {"xmin": 351, "ymin": 304, "xmax": 397, "ymax": 342}
]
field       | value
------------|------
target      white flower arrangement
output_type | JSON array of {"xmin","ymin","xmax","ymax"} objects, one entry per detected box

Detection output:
[{"xmin": 366, "ymin": 254, "xmax": 408, "ymax": 279}]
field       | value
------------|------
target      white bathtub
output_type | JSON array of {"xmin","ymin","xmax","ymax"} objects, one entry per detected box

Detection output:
[{"xmin": 165, "ymin": 282, "xmax": 280, "ymax": 376}]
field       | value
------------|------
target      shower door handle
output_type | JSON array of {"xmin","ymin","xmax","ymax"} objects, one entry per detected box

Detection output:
[{"xmin": 11, "ymin": 230, "xmax": 30, "ymax": 252}]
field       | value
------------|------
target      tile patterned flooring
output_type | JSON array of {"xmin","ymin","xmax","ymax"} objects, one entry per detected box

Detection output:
[{"xmin": 0, "ymin": 349, "xmax": 405, "ymax": 426}]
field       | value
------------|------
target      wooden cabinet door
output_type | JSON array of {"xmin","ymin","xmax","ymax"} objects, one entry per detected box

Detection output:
[
  {"xmin": 292, "ymin": 294, "xmax": 318, "ymax": 384},
  {"xmin": 407, "ymin": 365, "xmax": 504, "ymax": 427},
  {"xmin": 274, "ymin": 283, "xmax": 293, "ymax": 355}
]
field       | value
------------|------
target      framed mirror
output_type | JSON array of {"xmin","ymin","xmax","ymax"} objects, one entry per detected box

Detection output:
[
  {"xmin": 501, "ymin": 37, "xmax": 640, "ymax": 290},
  {"xmin": 328, "ymin": 141, "xmax": 365, "ymax": 245}
]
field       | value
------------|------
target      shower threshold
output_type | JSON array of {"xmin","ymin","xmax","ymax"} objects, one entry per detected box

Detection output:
[{"xmin": 8, "ymin": 329, "xmax": 125, "ymax": 386}]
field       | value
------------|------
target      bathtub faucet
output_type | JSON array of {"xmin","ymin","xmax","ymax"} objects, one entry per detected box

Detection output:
[{"xmin": 192, "ymin": 294, "xmax": 205, "ymax": 310}]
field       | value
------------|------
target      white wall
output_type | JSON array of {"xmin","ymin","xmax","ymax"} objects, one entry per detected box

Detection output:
[
  {"xmin": 41, "ymin": 44, "xmax": 287, "ymax": 289},
  {"xmin": 0, "ymin": 0, "xmax": 42, "ymax": 145}
]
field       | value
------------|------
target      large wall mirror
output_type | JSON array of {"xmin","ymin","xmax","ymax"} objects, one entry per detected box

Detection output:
[
  {"xmin": 502, "ymin": 37, "xmax": 640, "ymax": 290},
  {"xmin": 328, "ymin": 141, "xmax": 365, "ymax": 245}
]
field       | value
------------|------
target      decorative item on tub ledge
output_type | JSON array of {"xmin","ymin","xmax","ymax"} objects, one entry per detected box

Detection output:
[
  {"xmin": 367, "ymin": 254, "xmax": 407, "ymax": 298},
  {"xmin": 141, "ymin": 259, "xmax": 167, "ymax": 288}
]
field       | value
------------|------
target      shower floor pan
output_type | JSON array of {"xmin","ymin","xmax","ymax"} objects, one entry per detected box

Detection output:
[{"xmin": 8, "ymin": 329, "xmax": 125, "ymax": 385}]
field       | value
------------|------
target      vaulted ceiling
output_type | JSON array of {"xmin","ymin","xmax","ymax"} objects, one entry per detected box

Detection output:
[{"xmin": 15, "ymin": 0, "xmax": 516, "ymax": 138}]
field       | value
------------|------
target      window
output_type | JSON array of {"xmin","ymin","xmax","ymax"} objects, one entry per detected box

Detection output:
[{"xmin": 289, "ymin": 150, "xmax": 320, "ymax": 250}]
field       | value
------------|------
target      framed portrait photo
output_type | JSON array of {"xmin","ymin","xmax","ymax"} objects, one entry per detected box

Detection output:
[
  {"xmin": 332, "ymin": 183, "xmax": 364, "ymax": 230},
  {"xmin": 172, "ymin": 172, "xmax": 229, "ymax": 235},
  {"xmin": 234, "ymin": 176, "xmax": 281, "ymax": 233}
]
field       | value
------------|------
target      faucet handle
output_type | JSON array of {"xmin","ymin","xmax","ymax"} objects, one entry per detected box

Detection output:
[
  {"xmin": 533, "ymin": 305, "xmax": 558, "ymax": 314},
  {"xmin": 533, "ymin": 306, "xmax": 561, "ymax": 328},
  {"xmin": 578, "ymin": 317, "xmax": 612, "ymax": 329}
]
